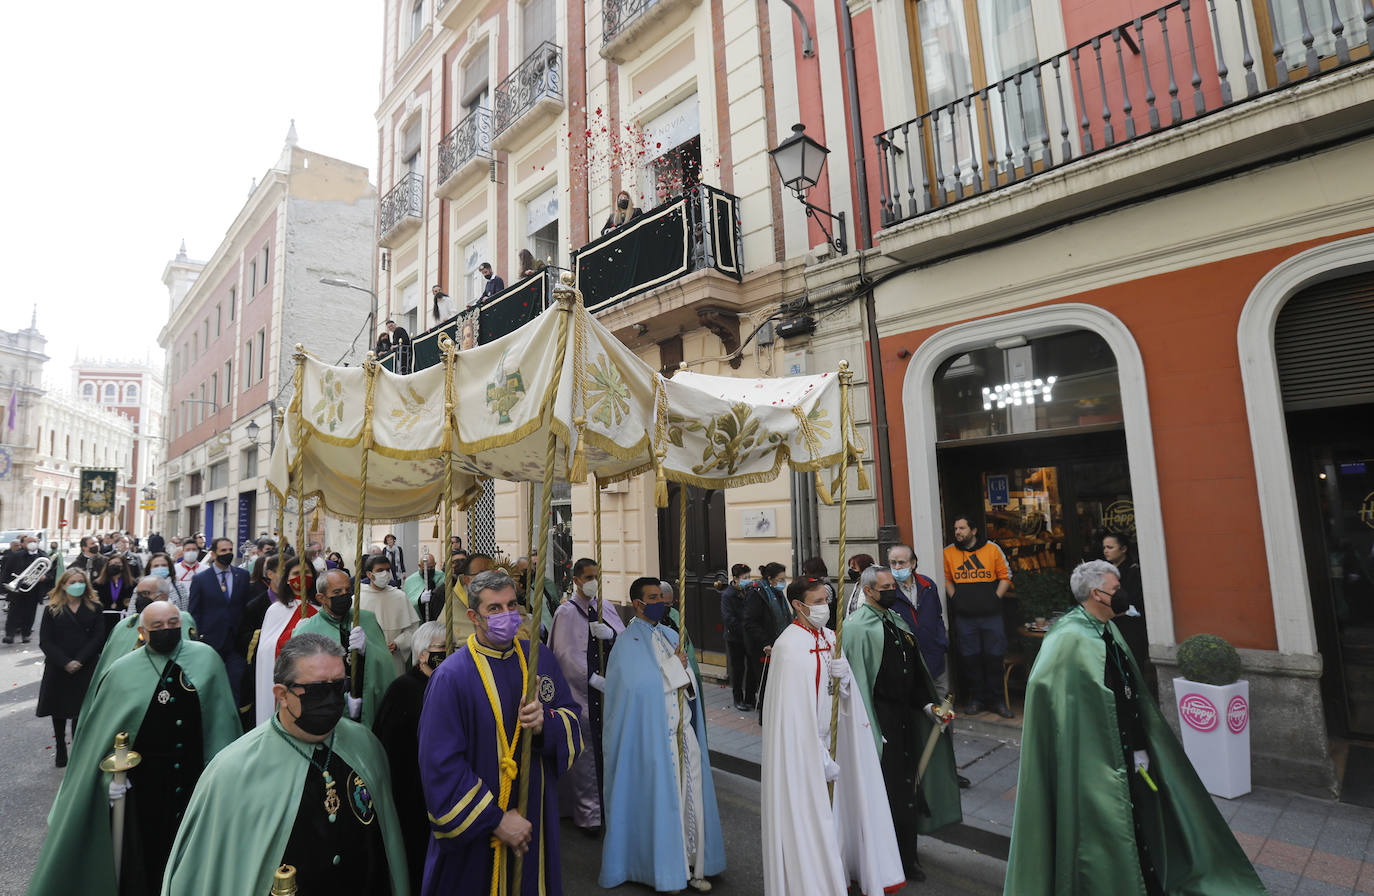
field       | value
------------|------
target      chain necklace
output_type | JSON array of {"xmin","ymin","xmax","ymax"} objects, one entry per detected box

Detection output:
[
  {"xmin": 144, "ymin": 639, "xmax": 184, "ymax": 706},
  {"xmin": 271, "ymin": 716, "xmax": 341, "ymax": 823}
]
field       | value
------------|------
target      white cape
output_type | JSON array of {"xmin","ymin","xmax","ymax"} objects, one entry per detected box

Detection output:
[
  {"xmin": 762, "ymin": 622, "xmax": 904, "ymax": 896},
  {"xmin": 360, "ymin": 584, "xmax": 418, "ymax": 675},
  {"xmin": 254, "ymin": 599, "xmax": 299, "ymax": 726}
]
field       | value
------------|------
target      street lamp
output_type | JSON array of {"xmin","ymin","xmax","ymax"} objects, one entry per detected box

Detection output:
[
  {"xmin": 768, "ymin": 123, "xmax": 848, "ymax": 255},
  {"xmin": 245, "ymin": 419, "xmax": 260, "ymax": 444},
  {"xmin": 321, "ymin": 277, "xmax": 380, "ymax": 347}
]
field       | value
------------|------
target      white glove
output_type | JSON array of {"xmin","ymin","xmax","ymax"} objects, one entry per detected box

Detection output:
[
  {"xmin": 590, "ymin": 622, "xmax": 615, "ymax": 641},
  {"xmin": 925, "ymin": 703, "xmax": 951, "ymax": 731},
  {"xmin": 347, "ymin": 695, "xmax": 363, "ymax": 720},
  {"xmin": 1133, "ymin": 749, "xmax": 1150, "ymax": 774},
  {"xmin": 829, "ymin": 656, "xmax": 852, "ymax": 685},
  {"xmin": 420, "ymin": 589, "xmax": 432, "ymax": 604},
  {"xmin": 589, "ymin": 672, "xmax": 607, "ymax": 693},
  {"xmin": 348, "ymin": 626, "xmax": 367, "ymax": 654},
  {"xmin": 821, "ymin": 750, "xmax": 841, "ymax": 783},
  {"xmin": 108, "ymin": 778, "xmax": 131, "ymax": 804}
]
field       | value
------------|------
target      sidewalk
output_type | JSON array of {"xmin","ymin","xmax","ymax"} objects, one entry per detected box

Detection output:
[{"xmin": 698, "ymin": 678, "xmax": 1374, "ymax": 895}]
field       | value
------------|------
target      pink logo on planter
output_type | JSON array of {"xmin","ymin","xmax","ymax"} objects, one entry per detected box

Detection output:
[
  {"xmin": 1180, "ymin": 693, "xmax": 1219, "ymax": 732},
  {"xmin": 1227, "ymin": 695, "xmax": 1249, "ymax": 734}
]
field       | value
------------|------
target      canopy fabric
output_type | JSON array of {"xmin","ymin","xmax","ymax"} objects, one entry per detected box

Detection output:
[{"xmin": 267, "ymin": 294, "xmax": 863, "ymax": 523}]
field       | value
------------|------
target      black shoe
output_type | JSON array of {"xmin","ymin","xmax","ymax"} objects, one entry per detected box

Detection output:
[
  {"xmin": 21, "ymin": 637, "xmax": 29, "ymax": 644},
  {"xmin": 962, "ymin": 700, "xmax": 984, "ymax": 715},
  {"xmin": 55, "ymin": 744, "xmax": 67, "ymax": 768},
  {"xmin": 905, "ymin": 862, "xmax": 927, "ymax": 883},
  {"xmin": 1, "ymin": 637, "xmax": 12, "ymax": 645},
  {"xmin": 993, "ymin": 702, "xmax": 1015, "ymax": 719},
  {"xmin": 734, "ymin": 701, "xmax": 752, "ymax": 712},
  {"xmin": 958, "ymin": 774, "xmax": 971, "ymax": 789}
]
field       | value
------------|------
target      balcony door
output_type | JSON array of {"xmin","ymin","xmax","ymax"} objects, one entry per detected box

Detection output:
[
  {"xmin": 1254, "ymin": 0, "xmax": 1370, "ymax": 84},
  {"xmin": 522, "ymin": 0, "xmax": 556, "ymax": 58},
  {"xmin": 911, "ymin": 0, "xmax": 1045, "ymax": 200}
]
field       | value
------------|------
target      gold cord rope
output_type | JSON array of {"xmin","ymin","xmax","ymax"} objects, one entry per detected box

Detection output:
[
  {"xmin": 468, "ymin": 633, "xmax": 528, "ymax": 896},
  {"xmin": 828, "ymin": 361, "xmax": 854, "ymax": 803},
  {"xmin": 351, "ymin": 352, "xmax": 379, "ymax": 695},
  {"xmin": 441, "ymin": 336, "xmax": 457, "ymax": 653}
]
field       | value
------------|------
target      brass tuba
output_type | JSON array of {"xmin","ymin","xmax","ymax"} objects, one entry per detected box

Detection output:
[{"xmin": 4, "ymin": 555, "xmax": 51, "ymax": 594}]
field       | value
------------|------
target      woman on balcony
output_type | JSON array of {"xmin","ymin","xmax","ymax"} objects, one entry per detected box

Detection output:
[
  {"xmin": 601, "ymin": 190, "xmax": 644, "ymax": 235},
  {"xmin": 519, "ymin": 248, "xmax": 547, "ymax": 279}
]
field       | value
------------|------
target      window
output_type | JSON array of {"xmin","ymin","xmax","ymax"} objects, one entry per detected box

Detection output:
[
  {"xmin": 198, "ymin": 384, "xmax": 207, "ymax": 425},
  {"xmin": 521, "ymin": 0, "xmax": 555, "ymax": 56},
  {"xmin": 192, "ymin": 332, "xmax": 199, "ymax": 359},
  {"xmin": 401, "ymin": 118, "xmax": 423, "ymax": 179},
  {"xmin": 215, "ymin": 304, "xmax": 222, "ymax": 338},
  {"xmin": 525, "ymin": 185, "xmax": 559, "ymax": 269},
  {"xmin": 229, "ymin": 286, "xmax": 236, "ymax": 320},
  {"xmin": 223, "ymin": 361, "xmax": 233, "ymax": 404},
  {"xmin": 79, "ymin": 439, "xmax": 84, "ymax": 462},
  {"xmin": 243, "ymin": 340, "xmax": 255, "ymax": 390},
  {"xmin": 103, "ymin": 384, "xmax": 116, "ymax": 402},
  {"xmin": 210, "ymin": 373, "xmax": 219, "ymax": 411},
  {"xmin": 241, "ymin": 447, "xmax": 258, "ymax": 479},
  {"xmin": 255, "ymin": 329, "xmax": 266, "ymax": 383},
  {"xmin": 261, "ymin": 246, "xmax": 270, "ymax": 286},
  {"xmin": 125, "ymin": 383, "xmax": 139, "ymax": 402},
  {"xmin": 188, "ymin": 472, "xmax": 203, "ymax": 496},
  {"xmin": 397, "ymin": 280, "xmax": 420, "ymax": 336},
  {"xmin": 82, "ymin": 383, "xmax": 94, "ymax": 399},
  {"xmin": 462, "ymin": 233, "xmax": 489, "ymax": 306},
  {"xmin": 203, "ymin": 319, "xmax": 210, "ymax": 350},
  {"xmin": 249, "ymin": 260, "xmax": 258, "ymax": 297},
  {"xmin": 170, "ymin": 479, "xmax": 180, "ymax": 501},
  {"xmin": 209, "ymin": 461, "xmax": 228, "ymax": 491},
  {"xmin": 409, "ymin": 0, "xmax": 425, "ymax": 44},
  {"xmin": 65, "ymin": 435, "xmax": 70, "ymax": 459},
  {"xmin": 639, "ymin": 95, "xmax": 701, "ymax": 206},
  {"xmin": 461, "ymin": 44, "xmax": 491, "ymax": 116}
]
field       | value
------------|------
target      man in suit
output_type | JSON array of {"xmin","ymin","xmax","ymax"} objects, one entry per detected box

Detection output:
[{"xmin": 188, "ymin": 537, "xmax": 251, "ymax": 704}]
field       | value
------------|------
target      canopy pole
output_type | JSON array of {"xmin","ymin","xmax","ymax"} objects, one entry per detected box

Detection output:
[
  {"xmin": 289, "ymin": 346, "xmax": 309, "ymax": 560},
  {"xmin": 828, "ymin": 361, "xmax": 854, "ymax": 803},
  {"xmin": 440, "ymin": 336, "xmax": 458, "ymax": 653},
  {"xmin": 512, "ymin": 278, "xmax": 576, "ymax": 895},
  {"xmin": 674, "ymin": 485, "xmax": 690, "ymax": 798},
  {"xmin": 593, "ymin": 478, "xmax": 606, "ymax": 672},
  {"xmin": 350, "ymin": 352, "xmax": 380, "ymax": 698}
]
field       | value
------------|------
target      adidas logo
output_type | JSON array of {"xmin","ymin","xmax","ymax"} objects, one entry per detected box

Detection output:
[{"xmin": 957, "ymin": 554, "xmax": 985, "ymax": 572}]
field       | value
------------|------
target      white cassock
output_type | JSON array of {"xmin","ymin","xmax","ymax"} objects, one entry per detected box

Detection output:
[
  {"xmin": 360, "ymin": 584, "xmax": 418, "ymax": 675},
  {"xmin": 255, "ymin": 600, "xmax": 300, "ymax": 725},
  {"xmin": 762, "ymin": 621, "xmax": 905, "ymax": 896}
]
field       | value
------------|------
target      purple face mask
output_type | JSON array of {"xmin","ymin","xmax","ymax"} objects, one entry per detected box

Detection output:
[{"xmin": 484, "ymin": 609, "xmax": 522, "ymax": 643}]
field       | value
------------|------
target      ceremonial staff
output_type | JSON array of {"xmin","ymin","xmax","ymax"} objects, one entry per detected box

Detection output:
[
  {"xmin": 101, "ymin": 732, "xmax": 141, "ymax": 882},
  {"xmin": 916, "ymin": 695, "xmax": 956, "ymax": 786},
  {"xmin": 827, "ymin": 361, "xmax": 854, "ymax": 803}
]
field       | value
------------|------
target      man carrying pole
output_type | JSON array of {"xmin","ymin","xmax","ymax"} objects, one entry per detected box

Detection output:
[{"xmin": 292, "ymin": 568, "xmax": 395, "ymax": 726}]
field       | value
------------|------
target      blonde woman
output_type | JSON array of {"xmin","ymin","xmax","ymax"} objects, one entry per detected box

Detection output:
[{"xmin": 37, "ymin": 569, "xmax": 105, "ymax": 766}]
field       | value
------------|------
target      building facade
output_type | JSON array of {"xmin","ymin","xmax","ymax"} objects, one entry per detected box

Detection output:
[
  {"xmin": 30, "ymin": 387, "xmax": 136, "ymax": 540},
  {"xmin": 72, "ymin": 358, "xmax": 164, "ymax": 537},
  {"xmin": 157, "ymin": 128, "xmax": 377, "ymax": 549},
  {"xmin": 0, "ymin": 315, "xmax": 50, "ymax": 532}
]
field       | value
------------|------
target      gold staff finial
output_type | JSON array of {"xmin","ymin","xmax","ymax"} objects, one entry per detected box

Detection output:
[{"xmin": 270, "ymin": 865, "xmax": 298, "ymax": 895}]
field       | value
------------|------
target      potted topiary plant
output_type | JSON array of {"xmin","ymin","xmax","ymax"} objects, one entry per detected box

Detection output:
[{"xmin": 1174, "ymin": 633, "xmax": 1250, "ymax": 798}]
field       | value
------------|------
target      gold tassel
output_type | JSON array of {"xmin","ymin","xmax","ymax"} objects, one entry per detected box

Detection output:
[
  {"xmin": 814, "ymin": 471, "xmax": 834, "ymax": 505},
  {"xmin": 855, "ymin": 458, "xmax": 870, "ymax": 491},
  {"xmin": 569, "ymin": 416, "xmax": 588, "ymax": 484},
  {"xmin": 654, "ymin": 450, "xmax": 669, "ymax": 508}
]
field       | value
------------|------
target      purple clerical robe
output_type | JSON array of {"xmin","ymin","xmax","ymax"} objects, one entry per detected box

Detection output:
[{"xmin": 418, "ymin": 637, "xmax": 583, "ymax": 896}]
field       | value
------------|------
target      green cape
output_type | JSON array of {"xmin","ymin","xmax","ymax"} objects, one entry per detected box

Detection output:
[
  {"xmin": 843, "ymin": 601, "xmax": 962, "ymax": 833},
  {"xmin": 291, "ymin": 608, "xmax": 397, "ymax": 726},
  {"xmin": 28, "ymin": 641, "xmax": 239, "ymax": 896},
  {"xmin": 1004, "ymin": 606, "xmax": 1266, "ymax": 895},
  {"xmin": 403, "ymin": 568, "xmax": 445, "ymax": 618},
  {"xmin": 87, "ymin": 609, "xmax": 198, "ymax": 691},
  {"xmin": 162, "ymin": 717, "xmax": 410, "ymax": 896}
]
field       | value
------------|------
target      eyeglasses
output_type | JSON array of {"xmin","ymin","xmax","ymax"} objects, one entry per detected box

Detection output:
[{"xmin": 135, "ymin": 590, "xmax": 158, "ymax": 599}]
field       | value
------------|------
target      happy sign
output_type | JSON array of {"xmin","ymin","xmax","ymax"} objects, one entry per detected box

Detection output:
[{"xmin": 1180, "ymin": 693, "xmax": 1219, "ymax": 732}]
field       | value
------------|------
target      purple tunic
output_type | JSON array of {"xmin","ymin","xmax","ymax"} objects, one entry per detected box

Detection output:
[{"xmin": 418, "ymin": 637, "xmax": 583, "ymax": 896}]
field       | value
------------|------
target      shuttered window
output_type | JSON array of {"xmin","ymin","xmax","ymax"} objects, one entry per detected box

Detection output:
[
  {"xmin": 462, "ymin": 45, "xmax": 489, "ymax": 109},
  {"xmin": 1276, "ymin": 271, "xmax": 1374, "ymax": 410},
  {"xmin": 521, "ymin": 0, "xmax": 555, "ymax": 57}
]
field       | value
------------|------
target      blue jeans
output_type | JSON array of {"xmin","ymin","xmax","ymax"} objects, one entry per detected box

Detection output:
[{"xmin": 954, "ymin": 613, "xmax": 1007, "ymax": 706}]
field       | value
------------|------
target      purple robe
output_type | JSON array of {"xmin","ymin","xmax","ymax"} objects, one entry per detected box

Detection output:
[{"xmin": 418, "ymin": 637, "xmax": 583, "ymax": 896}]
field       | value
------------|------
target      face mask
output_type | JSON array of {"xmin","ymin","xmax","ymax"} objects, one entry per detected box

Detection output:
[
  {"xmin": 213, "ymin": 551, "xmax": 232, "ymax": 566},
  {"xmin": 65, "ymin": 582, "xmax": 87, "ymax": 598},
  {"xmin": 806, "ymin": 603, "xmax": 830, "ymax": 629},
  {"xmin": 183, "ymin": 549, "xmax": 199, "ymax": 562},
  {"xmin": 371, "ymin": 576, "xmax": 389, "ymax": 589},
  {"xmin": 1105, "ymin": 589, "xmax": 1131, "ymax": 616},
  {"xmin": 846, "ymin": 568, "xmax": 859, "ymax": 582},
  {"xmin": 326, "ymin": 559, "xmax": 340, "ymax": 570},
  {"xmin": 483, "ymin": 609, "xmax": 522, "ymax": 643},
  {"xmin": 148, "ymin": 627, "xmax": 181, "ymax": 655},
  {"xmin": 426, "ymin": 650, "xmax": 446, "ymax": 669},
  {"xmin": 738, "ymin": 578, "xmax": 754, "ymax": 588},
  {"xmin": 582, "ymin": 579, "xmax": 599, "ymax": 600},
  {"xmin": 134, "ymin": 594, "xmax": 156, "ymax": 613},
  {"xmin": 312, "ymin": 557, "xmax": 326, "ymax": 574},
  {"xmin": 108, "ymin": 564, "xmax": 123, "ymax": 574},
  {"xmin": 151, "ymin": 567, "xmax": 171, "ymax": 579},
  {"xmin": 26, "ymin": 545, "xmax": 37, "ymax": 555},
  {"xmin": 289, "ymin": 679, "xmax": 347, "ymax": 736},
  {"xmin": 618, "ymin": 198, "xmax": 630, "ymax": 210},
  {"xmin": 642, "ymin": 602, "xmax": 669, "ymax": 624},
  {"xmin": 876, "ymin": 588, "xmax": 899, "ymax": 610},
  {"xmin": 327, "ymin": 594, "xmax": 353, "ymax": 619},
  {"xmin": 892, "ymin": 567, "xmax": 912, "ymax": 583}
]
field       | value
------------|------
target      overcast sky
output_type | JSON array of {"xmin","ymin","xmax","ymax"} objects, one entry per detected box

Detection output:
[{"xmin": 3, "ymin": 0, "xmax": 381, "ymax": 384}]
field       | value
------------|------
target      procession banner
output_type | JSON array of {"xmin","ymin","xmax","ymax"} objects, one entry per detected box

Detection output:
[{"xmin": 78, "ymin": 469, "xmax": 118, "ymax": 516}]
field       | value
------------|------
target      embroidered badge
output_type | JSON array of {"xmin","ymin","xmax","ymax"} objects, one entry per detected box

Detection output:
[
  {"xmin": 157, "ymin": 690, "xmax": 170, "ymax": 705},
  {"xmin": 538, "ymin": 675, "xmax": 556, "ymax": 703},
  {"xmin": 180, "ymin": 669, "xmax": 197, "ymax": 692},
  {"xmin": 349, "ymin": 771, "xmax": 376, "ymax": 825}
]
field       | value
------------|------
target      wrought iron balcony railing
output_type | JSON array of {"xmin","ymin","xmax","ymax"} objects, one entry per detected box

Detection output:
[
  {"xmin": 379, "ymin": 172, "xmax": 424, "ymax": 241},
  {"xmin": 874, "ymin": 0, "xmax": 1371, "ymax": 226},
  {"xmin": 438, "ymin": 107, "xmax": 492, "ymax": 185},
  {"xmin": 604, "ymin": 0, "xmax": 657, "ymax": 44},
  {"xmin": 492, "ymin": 42, "xmax": 563, "ymax": 137}
]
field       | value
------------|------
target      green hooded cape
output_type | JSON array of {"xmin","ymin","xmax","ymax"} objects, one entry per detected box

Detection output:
[
  {"xmin": 87, "ymin": 609, "xmax": 198, "ymax": 690},
  {"xmin": 292, "ymin": 607, "xmax": 396, "ymax": 726},
  {"xmin": 161, "ymin": 717, "xmax": 410, "ymax": 896},
  {"xmin": 844, "ymin": 601, "xmax": 962, "ymax": 833},
  {"xmin": 1004, "ymin": 606, "xmax": 1267, "ymax": 895},
  {"xmin": 403, "ymin": 567, "xmax": 445, "ymax": 618},
  {"xmin": 27, "ymin": 640, "xmax": 239, "ymax": 896}
]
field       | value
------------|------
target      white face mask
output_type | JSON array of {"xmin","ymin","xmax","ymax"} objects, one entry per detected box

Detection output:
[
  {"xmin": 806, "ymin": 603, "xmax": 830, "ymax": 629},
  {"xmin": 582, "ymin": 579, "xmax": 599, "ymax": 600},
  {"xmin": 183, "ymin": 549, "xmax": 199, "ymax": 562},
  {"xmin": 371, "ymin": 575, "xmax": 390, "ymax": 589},
  {"xmin": 312, "ymin": 556, "xmax": 326, "ymax": 574},
  {"xmin": 26, "ymin": 544, "xmax": 37, "ymax": 554}
]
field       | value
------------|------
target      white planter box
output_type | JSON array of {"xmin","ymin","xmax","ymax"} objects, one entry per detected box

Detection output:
[{"xmin": 1174, "ymin": 677, "xmax": 1251, "ymax": 799}]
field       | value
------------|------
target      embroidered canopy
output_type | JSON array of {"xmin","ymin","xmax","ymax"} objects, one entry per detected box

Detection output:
[{"xmin": 266, "ymin": 286, "xmax": 864, "ymax": 523}]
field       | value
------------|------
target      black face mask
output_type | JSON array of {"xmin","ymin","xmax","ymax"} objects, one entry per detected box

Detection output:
[
  {"xmin": 148, "ymin": 627, "xmax": 181, "ymax": 655},
  {"xmin": 618, "ymin": 198, "xmax": 630, "ymax": 210},
  {"xmin": 846, "ymin": 568, "xmax": 860, "ymax": 582},
  {"xmin": 326, "ymin": 594, "xmax": 353, "ymax": 619},
  {"xmin": 876, "ymin": 588, "xmax": 899, "ymax": 610},
  {"xmin": 426, "ymin": 650, "xmax": 446, "ymax": 669},
  {"xmin": 108, "ymin": 565, "xmax": 123, "ymax": 575},
  {"xmin": 289, "ymin": 679, "xmax": 347, "ymax": 736},
  {"xmin": 134, "ymin": 594, "xmax": 155, "ymax": 614},
  {"xmin": 216, "ymin": 552, "xmax": 234, "ymax": 566},
  {"xmin": 1107, "ymin": 589, "xmax": 1131, "ymax": 616}
]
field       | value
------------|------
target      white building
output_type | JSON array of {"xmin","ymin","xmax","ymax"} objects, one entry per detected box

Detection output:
[
  {"xmin": 72, "ymin": 358, "xmax": 164, "ymax": 538},
  {"xmin": 0, "ymin": 313, "xmax": 48, "ymax": 532},
  {"xmin": 30, "ymin": 386, "xmax": 136, "ymax": 540}
]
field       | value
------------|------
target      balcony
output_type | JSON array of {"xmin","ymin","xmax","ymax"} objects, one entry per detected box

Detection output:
[
  {"xmin": 436, "ymin": 0, "xmax": 471, "ymax": 31},
  {"xmin": 872, "ymin": 0, "xmax": 1372, "ymax": 258},
  {"xmin": 378, "ymin": 172, "xmax": 424, "ymax": 248},
  {"xmin": 436, "ymin": 107, "xmax": 492, "ymax": 199},
  {"xmin": 491, "ymin": 42, "xmax": 564, "ymax": 151},
  {"xmin": 573, "ymin": 184, "xmax": 744, "ymax": 315},
  {"xmin": 601, "ymin": 0, "xmax": 703, "ymax": 64}
]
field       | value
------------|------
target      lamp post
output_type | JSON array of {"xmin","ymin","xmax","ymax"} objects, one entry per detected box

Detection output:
[
  {"xmin": 768, "ymin": 124, "xmax": 848, "ymax": 256},
  {"xmin": 321, "ymin": 278, "xmax": 380, "ymax": 351}
]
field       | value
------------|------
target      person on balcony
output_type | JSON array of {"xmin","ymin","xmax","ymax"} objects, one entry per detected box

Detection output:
[
  {"xmin": 475, "ymin": 262, "xmax": 504, "ymax": 306},
  {"xmin": 601, "ymin": 190, "xmax": 644, "ymax": 235},
  {"xmin": 385, "ymin": 319, "xmax": 412, "ymax": 374},
  {"xmin": 430, "ymin": 285, "xmax": 457, "ymax": 329},
  {"xmin": 518, "ymin": 249, "xmax": 546, "ymax": 279}
]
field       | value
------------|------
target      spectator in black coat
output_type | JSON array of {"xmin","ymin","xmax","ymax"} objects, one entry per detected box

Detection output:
[
  {"xmin": 719, "ymin": 563, "xmax": 755, "ymax": 711},
  {"xmin": 601, "ymin": 190, "xmax": 644, "ymax": 235},
  {"xmin": 37, "ymin": 569, "xmax": 105, "ymax": 766},
  {"xmin": 742, "ymin": 561, "xmax": 790, "ymax": 716}
]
